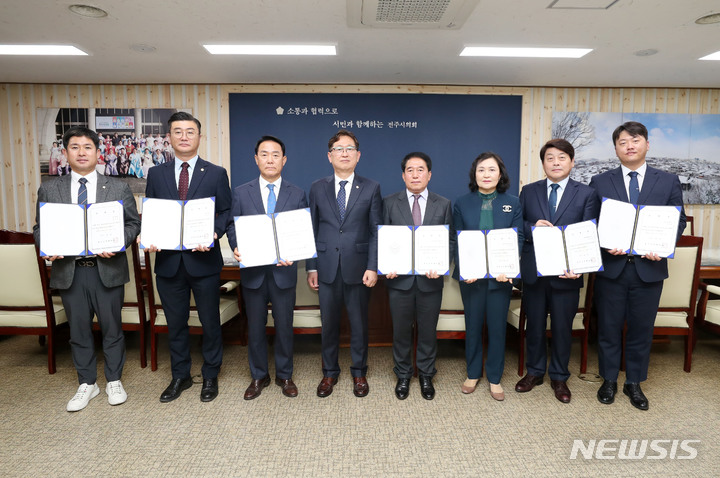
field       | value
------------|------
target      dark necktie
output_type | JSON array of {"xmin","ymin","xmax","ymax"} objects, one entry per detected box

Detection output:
[
  {"xmin": 78, "ymin": 177, "xmax": 88, "ymax": 206},
  {"xmin": 338, "ymin": 180, "xmax": 348, "ymax": 222},
  {"xmin": 412, "ymin": 194, "xmax": 422, "ymax": 226},
  {"xmin": 178, "ymin": 162, "xmax": 189, "ymax": 200},
  {"xmin": 628, "ymin": 171, "xmax": 640, "ymax": 204},
  {"xmin": 548, "ymin": 183, "xmax": 560, "ymax": 219},
  {"xmin": 267, "ymin": 184, "xmax": 276, "ymax": 214}
]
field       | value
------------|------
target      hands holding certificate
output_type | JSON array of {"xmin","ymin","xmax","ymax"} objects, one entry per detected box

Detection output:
[
  {"xmin": 139, "ymin": 232, "xmax": 217, "ymax": 253},
  {"xmin": 233, "ymin": 248, "xmax": 293, "ymax": 267}
]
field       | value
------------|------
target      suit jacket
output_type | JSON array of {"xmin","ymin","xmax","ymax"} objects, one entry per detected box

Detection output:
[
  {"xmin": 33, "ymin": 174, "xmax": 141, "ymax": 290},
  {"xmin": 382, "ymin": 190, "xmax": 454, "ymax": 292},
  {"xmin": 144, "ymin": 158, "xmax": 232, "ymax": 278},
  {"xmin": 226, "ymin": 178, "xmax": 308, "ymax": 290},
  {"xmin": 451, "ymin": 191, "xmax": 523, "ymax": 288},
  {"xmin": 589, "ymin": 165, "xmax": 686, "ymax": 282},
  {"xmin": 519, "ymin": 178, "xmax": 600, "ymax": 288},
  {"xmin": 305, "ymin": 174, "xmax": 382, "ymax": 284}
]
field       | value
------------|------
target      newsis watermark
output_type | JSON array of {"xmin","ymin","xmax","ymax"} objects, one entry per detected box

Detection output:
[{"xmin": 570, "ymin": 439, "xmax": 700, "ymax": 460}]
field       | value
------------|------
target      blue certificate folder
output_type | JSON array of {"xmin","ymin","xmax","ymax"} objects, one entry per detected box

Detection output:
[
  {"xmin": 139, "ymin": 197, "xmax": 216, "ymax": 251},
  {"xmin": 456, "ymin": 228, "xmax": 520, "ymax": 281},
  {"xmin": 39, "ymin": 201, "xmax": 126, "ymax": 257},
  {"xmin": 531, "ymin": 219, "xmax": 603, "ymax": 277},
  {"xmin": 597, "ymin": 198, "xmax": 682, "ymax": 259},
  {"xmin": 377, "ymin": 224, "xmax": 450, "ymax": 276}
]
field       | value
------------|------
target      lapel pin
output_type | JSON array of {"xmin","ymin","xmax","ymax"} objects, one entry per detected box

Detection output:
[
  {"xmin": 201, "ymin": 168, "xmax": 205, "ymax": 172},
  {"xmin": 355, "ymin": 185, "xmax": 359, "ymax": 189},
  {"xmin": 502, "ymin": 205, "xmax": 512, "ymax": 213}
]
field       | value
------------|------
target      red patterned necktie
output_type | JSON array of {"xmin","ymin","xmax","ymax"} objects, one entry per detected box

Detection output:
[
  {"xmin": 412, "ymin": 194, "xmax": 422, "ymax": 226},
  {"xmin": 178, "ymin": 162, "xmax": 189, "ymax": 200}
]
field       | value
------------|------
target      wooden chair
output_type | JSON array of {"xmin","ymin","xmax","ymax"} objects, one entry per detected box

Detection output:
[
  {"xmin": 683, "ymin": 215, "xmax": 694, "ymax": 235},
  {"xmin": 92, "ymin": 242, "xmax": 148, "ymax": 367},
  {"xmin": 266, "ymin": 261, "xmax": 322, "ymax": 335},
  {"xmin": 696, "ymin": 282, "xmax": 720, "ymax": 337},
  {"xmin": 639, "ymin": 235, "xmax": 703, "ymax": 372},
  {"xmin": 0, "ymin": 229, "xmax": 68, "ymax": 374},
  {"xmin": 507, "ymin": 274, "xmax": 594, "ymax": 376},
  {"xmin": 144, "ymin": 251, "xmax": 242, "ymax": 371},
  {"xmin": 436, "ymin": 276, "xmax": 466, "ymax": 340}
]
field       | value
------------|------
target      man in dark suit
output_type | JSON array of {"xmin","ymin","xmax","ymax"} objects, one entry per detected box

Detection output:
[
  {"xmin": 382, "ymin": 152, "xmax": 453, "ymax": 400},
  {"xmin": 306, "ymin": 129, "xmax": 382, "ymax": 398},
  {"xmin": 515, "ymin": 139, "xmax": 599, "ymax": 403},
  {"xmin": 590, "ymin": 121, "xmax": 686, "ymax": 410},
  {"xmin": 227, "ymin": 135, "xmax": 308, "ymax": 399},
  {"xmin": 144, "ymin": 112, "xmax": 232, "ymax": 403},
  {"xmin": 34, "ymin": 126, "xmax": 140, "ymax": 412}
]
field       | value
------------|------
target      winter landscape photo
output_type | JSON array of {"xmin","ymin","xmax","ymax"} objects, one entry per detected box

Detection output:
[{"xmin": 552, "ymin": 111, "xmax": 720, "ymax": 204}]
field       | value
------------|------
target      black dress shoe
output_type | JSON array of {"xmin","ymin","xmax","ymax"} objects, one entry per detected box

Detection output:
[
  {"xmin": 395, "ymin": 378, "xmax": 410, "ymax": 400},
  {"xmin": 515, "ymin": 373, "xmax": 543, "ymax": 393},
  {"xmin": 200, "ymin": 377, "xmax": 219, "ymax": 402},
  {"xmin": 623, "ymin": 383, "xmax": 649, "ymax": 411},
  {"xmin": 160, "ymin": 377, "xmax": 193, "ymax": 403},
  {"xmin": 597, "ymin": 379, "xmax": 617, "ymax": 405},
  {"xmin": 419, "ymin": 375, "xmax": 435, "ymax": 400}
]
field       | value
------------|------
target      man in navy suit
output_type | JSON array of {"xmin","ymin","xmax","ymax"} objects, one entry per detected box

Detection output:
[
  {"xmin": 590, "ymin": 121, "xmax": 686, "ymax": 410},
  {"xmin": 306, "ymin": 129, "xmax": 382, "ymax": 398},
  {"xmin": 382, "ymin": 152, "xmax": 453, "ymax": 400},
  {"xmin": 515, "ymin": 139, "xmax": 599, "ymax": 403},
  {"xmin": 227, "ymin": 135, "xmax": 307, "ymax": 399},
  {"xmin": 144, "ymin": 112, "xmax": 232, "ymax": 403}
]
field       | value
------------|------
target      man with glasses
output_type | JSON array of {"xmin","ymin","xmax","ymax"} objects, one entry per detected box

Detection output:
[
  {"xmin": 227, "ymin": 135, "xmax": 308, "ymax": 399},
  {"xmin": 306, "ymin": 129, "xmax": 382, "ymax": 398},
  {"xmin": 144, "ymin": 111, "xmax": 232, "ymax": 403}
]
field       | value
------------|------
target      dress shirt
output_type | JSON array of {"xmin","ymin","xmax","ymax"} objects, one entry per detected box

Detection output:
[
  {"xmin": 258, "ymin": 176, "xmax": 282, "ymax": 213},
  {"xmin": 406, "ymin": 188, "xmax": 428, "ymax": 223},
  {"xmin": 546, "ymin": 176, "xmax": 570, "ymax": 206},
  {"xmin": 70, "ymin": 170, "xmax": 98, "ymax": 204},
  {"xmin": 620, "ymin": 162, "xmax": 647, "ymax": 199},
  {"xmin": 174, "ymin": 156, "xmax": 199, "ymax": 188},
  {"xmin": 334, "ymin": 173, "xmax": 355, "ymax": 208}
]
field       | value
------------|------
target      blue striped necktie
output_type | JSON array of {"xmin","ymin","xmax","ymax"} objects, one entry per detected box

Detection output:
[
  {"xmin": 267, "ymin": 184, "xmax": 276, "ymax": 214},
  {"xmin": 628, "ymin": 171, "xmax": 640, "ymax": 204},
  {"xmin": 78, "ymin": 177, "xmax": 88, "ymax": 206},
  {"xmin": 338, "ymin": 180, "xmax": 348, "ymax": 222}
]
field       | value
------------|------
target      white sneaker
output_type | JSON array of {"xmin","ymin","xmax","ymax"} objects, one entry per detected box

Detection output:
[
  {"xmin": 67, "ymin": 383, "xmax": 100, "ymax": 412},
  {"xmin": 106, "ymin": 380, "xmax": 128, "ymax": 406}
]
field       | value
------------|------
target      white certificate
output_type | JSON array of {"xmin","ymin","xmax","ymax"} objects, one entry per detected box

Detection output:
[
  {"xmin": 563, "ymin": 220, "xmax": 603, "ymax": 273},
  {"xmin": 632, "ymin": 205, "xmax": 681, "ymax": 258},
  {"xmin": 181, "ymin": 197, "xmax": 215, "ymax": 250},
  {"xmin": 274, "ymin": 208, "xmax": 317, "ymax": 262},
  {"xmin": 597, "ymin": 198, "xmax": 637, "ymax": 252},
  {"xmin": 532, "ymin": 226, "xmax": 567, "ymax": 277},
  {"xmin": 86, "ymin": 201, "xmax": 126, "ymax": 254},
  {"xmin": 140, "ymin": 198, "xmax": 182, "ymax": 250},
  {"xmin": 39, "ymin": 203, "xmax": 86, "ymax": 256},
  {"xmin": 414, "ymin": 225, "xmax": 450, "ymax": 275},
  {"xmin": 486, "ymin": 228, "xmax": 520, "ymax": 278},
  {"xmin": 457, "ymin": 230, "xmax": 488, "ymax": 280},
  {"xmin": 233, "ymin": 214, "xmax": 278, "ymax": 268},
  {"xmin": 378, "ymin": 225, "xmax": 413, "ymax": 275}
]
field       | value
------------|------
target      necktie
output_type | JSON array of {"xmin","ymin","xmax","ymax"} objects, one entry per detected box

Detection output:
[
  {"xmin": 267, "ymin": 184, "xmax": 276, "ymax": 214},
  {"xmin": 548, "ymin": 183, "xmax": 560, "ymax": 219},
  {"xmin": 412, "ymin": 194, "xmax": 422, "ymax": 226},
  {"xmin": 178, "ymin": 162, "xmax": 189, "ymax": 200},
  {"xmin": 338, "ymin": 180, "xmax": 348, "ymax": 222},
  {"xmin": 628, "ymin": 171, "xmax": 640, "ymax": 204},
  {"xmin": 78, "ymin": 177, "xmax": 88, "ymax": 206}
]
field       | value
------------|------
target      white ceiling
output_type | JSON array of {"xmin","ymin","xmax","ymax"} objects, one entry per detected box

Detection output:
[{"xmin": 1, "ymin": 0, "xmax": 719, "ymax": 87}]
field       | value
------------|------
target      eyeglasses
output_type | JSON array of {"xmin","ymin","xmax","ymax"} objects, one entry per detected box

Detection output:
[
  {"xmin": 171, "ymin": 129, "xmax": 197, "ymax": 138},
  {"xmin": 330, "ymin": 146, "xmax": 357, "ymax": 154}
]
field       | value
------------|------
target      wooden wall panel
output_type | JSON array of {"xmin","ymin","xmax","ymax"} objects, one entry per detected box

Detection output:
[{"xmin": 0, "ymin": 83, "xmax": 717, "ymax": 254}]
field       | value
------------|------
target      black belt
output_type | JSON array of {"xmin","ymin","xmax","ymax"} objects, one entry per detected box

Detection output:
[{"xmin": 76, "ymin": 257, "xmax": 97, "ymax": 267}]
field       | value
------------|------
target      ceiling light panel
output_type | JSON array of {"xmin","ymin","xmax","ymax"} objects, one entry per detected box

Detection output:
[
  {"xmin": 460, "ymin": 47, "xmax": 592, "ymax": 58},
  {"xmin": 0, "ymin": 45, "xmax": 87, "ymax": 55},
  {"xmin": 203, "ymin": 45, "xmax": 336, "ymax": 55}
]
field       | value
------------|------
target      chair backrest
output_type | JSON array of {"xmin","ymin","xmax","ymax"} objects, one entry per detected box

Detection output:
[
  {"xmin": 658, "ymin": 235, "xmax": 703, "ymax": 310},
  {"xmin": 145, "ymin": 250, "xmax": 197, "ymax": 308},
  {"xmin": 0, "ymin": 230, "xmax": 46, "ymax": 308},
  {"xmin": 683, "ymin": 215, "xmax": 694, "ymax": 236},
  {"xmin": 295, "ymin": 260, "xmax": 320, "ymax": 307},
  {"xmin": 123, "ymin": 242, "xmax": 143, "ymax": 302},
  {"xmin": 440, "ymin": 276, "xmax": 463, "ymax": 310}
]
